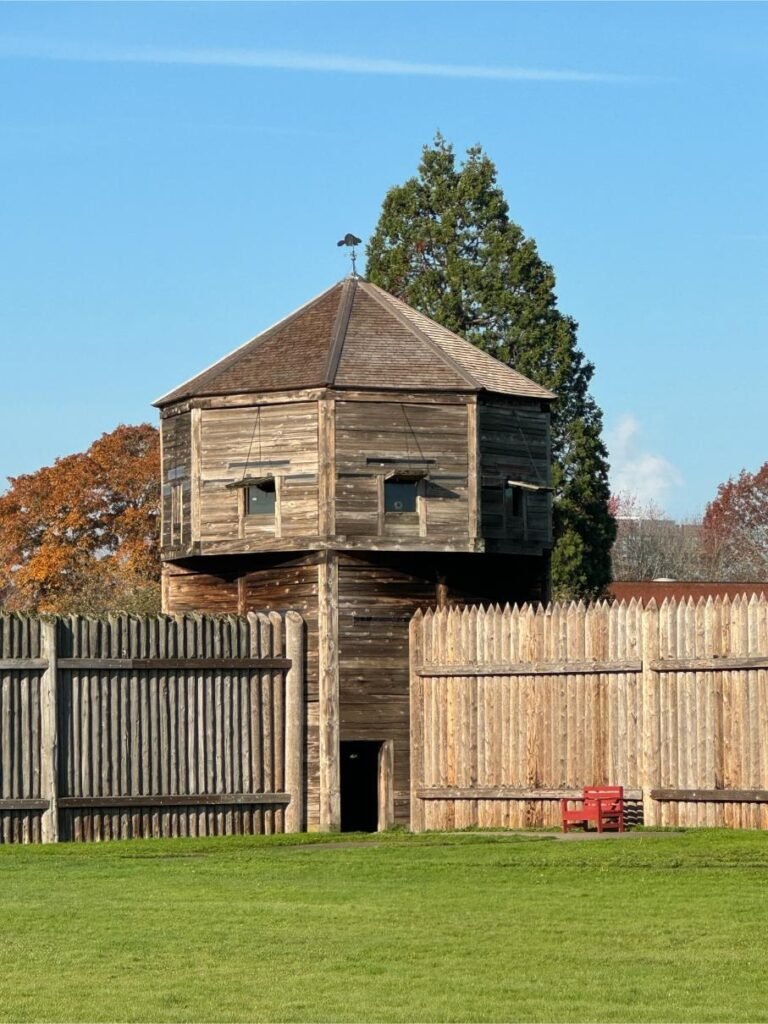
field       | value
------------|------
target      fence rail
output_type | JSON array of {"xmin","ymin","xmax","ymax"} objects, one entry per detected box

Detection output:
[
  {"xmin": 0, "ymin": 611, "xmax": 304, "ymax": 843},
  {"xmin": 409, "ymin": 595, "xmax": 768, "ymax": 831}
]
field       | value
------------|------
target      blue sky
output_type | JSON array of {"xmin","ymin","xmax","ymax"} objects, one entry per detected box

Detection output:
[{"xmin": 1, "ymin": 2, "xmax": 766, "ymax": 519}]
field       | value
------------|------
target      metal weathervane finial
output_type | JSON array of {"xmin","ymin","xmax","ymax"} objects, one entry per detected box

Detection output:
[{"xmin": 337, "ymin": 233, "xmax": 362, "ymax": 277}]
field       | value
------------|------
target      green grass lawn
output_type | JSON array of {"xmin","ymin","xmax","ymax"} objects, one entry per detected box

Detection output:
[{"xmin": 1, "ymin": 829, "xmax": 767, "ymax": 1022}]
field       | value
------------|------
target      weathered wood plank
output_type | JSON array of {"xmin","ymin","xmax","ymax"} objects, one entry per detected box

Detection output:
[
  {"xmin": 417, "ymin": 787, "xmax": 643, "ymax": 801},
  {"xmin": 58, "ymin": 657, "xmax": 291, "ymax": 670},
  {"xmin": 411, "ymin": 597, "xmax": 768, "ymax": 832},
  {"xmin": 651, "ymin": 788, "xmax": 768, "ymax": 803},
  {"xmin": 650, "ymin": 656, "xmax": 768, "ymax": 672},
  {"xmin": 417, "ymin": 660, "xmax": 642, "ymax": 677},
  {"xmin": 0, "ymin": 799, "xmax": 49, "ymax": 811},
  {"xmin": 57, "ymin": 793, "xmax": 291, "ymax": 808},
  {"xmin": 284, "ymin": 611, "xmax": 305, "ymax": 833},
  {"xmin": 40, "ymin": 620, "xmax": 58, "ymax": 843},
  {"xmin": 318, "ymin": 552, "xmax": 340, "ymax": 831}
]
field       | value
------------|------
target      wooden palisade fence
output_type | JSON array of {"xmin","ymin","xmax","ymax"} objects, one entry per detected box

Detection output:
[
  {"xmin": 410, "ymin": 596, "xmax": 768, "ymax": 831},
  {"xmin": 0, "ymin": 611, "xmax": 304, "ymax": 843}
]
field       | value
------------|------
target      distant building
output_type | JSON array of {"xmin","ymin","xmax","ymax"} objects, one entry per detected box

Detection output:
[{"xmin": 609, "ymin": 580, "xmax": 767, "ymax": 603}]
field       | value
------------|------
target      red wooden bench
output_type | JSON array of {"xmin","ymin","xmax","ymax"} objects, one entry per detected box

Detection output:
[{"xmin": 560, "ymin": 786, "xmax": 625, "ymax": 833}]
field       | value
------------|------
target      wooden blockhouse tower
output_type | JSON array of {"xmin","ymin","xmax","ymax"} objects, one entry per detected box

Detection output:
[{"xmin": 155, "ymin": 276, "xmax": 554, "ymax": 831}]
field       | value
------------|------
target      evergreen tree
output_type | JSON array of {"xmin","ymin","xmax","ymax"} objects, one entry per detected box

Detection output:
[{"xmin": 366, "ymin": 135, "xmax": 615, "ymax": 599}]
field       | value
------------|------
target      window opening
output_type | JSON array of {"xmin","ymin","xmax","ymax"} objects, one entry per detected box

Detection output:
[
  {"xmin": 245, "ymin": 477, "xmax": 276, "ymax": 516},
  {"xmin": 503, "ymin": 478, "xmax": 548, "ymax": 539},
  {"xmin": 504, "ymin": 483, "xmax": 525, "ymax": 519},
  {"xmin": 385, "ymin": 476, "xmax": 419, "ymax": 513}
]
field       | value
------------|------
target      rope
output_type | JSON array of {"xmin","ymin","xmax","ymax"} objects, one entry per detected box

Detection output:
[
  {"xmin": 401, "ymin": 404, "xmax": 426, "ymax": 464},
  {"xmin": 242, "ymin": 407, "xmax": 262, "ymax": 481},
  {"xmin": 511, "ymin": 407, "xmax": 547, "ymax": 487}
]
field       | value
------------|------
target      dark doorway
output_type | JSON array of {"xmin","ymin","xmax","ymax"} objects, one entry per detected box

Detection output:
[{"xmin": 340, "ymin": 741, "xmax": 381, "ymax": 832}]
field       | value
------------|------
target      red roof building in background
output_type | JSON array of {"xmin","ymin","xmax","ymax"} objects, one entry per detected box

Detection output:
[{"xmin": 608, "ymin": 580, "xmax": 767, "ymax": 603}]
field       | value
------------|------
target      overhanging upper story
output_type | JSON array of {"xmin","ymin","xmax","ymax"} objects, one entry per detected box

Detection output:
[{"xmin": 155, "ymin": 277, "xmax": 555, "ymax": 561}]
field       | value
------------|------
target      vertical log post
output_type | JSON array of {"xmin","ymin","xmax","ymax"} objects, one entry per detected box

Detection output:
[
  {"xmin": 377, "ymin": 739, "xmax": 394, "ymax": 831},
  {"xmin": 190, "ymin": 407, "xmax": 202, "ymax": 541},
  {"xmin": 409, "ymin": 610, "xmax": 424, "ymax": 832},
  {"xmin": 641, "ymin": 600, "xmax": 661, "ymax": 827},
  {"xmin": 318, "ymin": 397, "xmax": 336, "ymax": 538},
  {"xmin": 466, "ymin": 398, "xmax": 480, "ymax": 546},
  {"xmin": 40, "ymin": 619, "xmax": 59, "ymax": 844},
  {"xmin": 318, "ymin": 552, "xmax": 340, "ymax": 831},
  {"xmin": 284, "ymin": 611, "xmax": 305, "ymax": 833}
]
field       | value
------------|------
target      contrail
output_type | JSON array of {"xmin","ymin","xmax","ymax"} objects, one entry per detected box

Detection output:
[{"xmin": 0, "ymin": 36, "xmax": 654, "ymax": 84}]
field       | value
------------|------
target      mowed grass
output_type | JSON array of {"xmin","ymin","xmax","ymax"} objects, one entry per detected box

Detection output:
[{"xmin": 1, "ymin": 830, "xmax": 767, "ymax": 1022}]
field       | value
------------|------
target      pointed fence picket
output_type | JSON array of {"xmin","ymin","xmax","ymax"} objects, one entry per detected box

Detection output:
[{"xmin": 409, "ymin": 595, "xmax": 768, "ymax": 831}]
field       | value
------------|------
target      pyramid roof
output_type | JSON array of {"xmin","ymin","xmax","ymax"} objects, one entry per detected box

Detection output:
[{"xmin": 154, "ymin": 277, "xmax": 555, "ymax": 406}]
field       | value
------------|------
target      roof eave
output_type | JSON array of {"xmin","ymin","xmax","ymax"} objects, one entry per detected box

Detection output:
[
  {"xmin": 152, "ymin": 278, "xmax": 345, "ymax": 408},
  {"xmin": 477, "ymin": 384, "xmax": 556, "ymax": 402}
]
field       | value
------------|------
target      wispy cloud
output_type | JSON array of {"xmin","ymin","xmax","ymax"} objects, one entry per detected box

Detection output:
[
  {"xmin": 0, "ymin": 36, "xmax": 652, "ymax": 84},
  {"xmin": 608, "ymin": 414, "xmax": 683, "ymax": 509}
]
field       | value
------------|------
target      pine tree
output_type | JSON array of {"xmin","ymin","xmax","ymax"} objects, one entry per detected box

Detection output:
[{"xmin": 366, "ymin": 135, "xmax": 615, "ymax": 599}]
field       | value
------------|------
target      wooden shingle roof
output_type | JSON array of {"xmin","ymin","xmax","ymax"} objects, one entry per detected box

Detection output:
[{"xmin": 154, "ymin": 277, "xmax": 555, "ymax": 406}]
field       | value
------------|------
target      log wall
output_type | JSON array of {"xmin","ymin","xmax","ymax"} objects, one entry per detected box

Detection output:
[
  {"xmin": 161, "ymin": 408, "xmax": 192, "ymax": 553},
  {"xmin": 163, "ymin": 556, "xmax": 322, "ymax": 829},
  {"xmin": 410, "ymin": 595, "xmax": 768, "ymax": 831},
  {"xmin": 335, "ymin": 399, "xmax": 470, "ymax": 542},
  {"xmin": 0, "ymin": 616, "xmax": 45, "ymax": 842},
  {"xmin": 161, "ymin": 391, "xmax": 553, "ymax": 558},
  {"xmin": 198, "ymin": 401, "xmax": 319, "ymax": 547},
  {"xmin": 163, "ymin": 551, "xmax": 553, "ymax": 830},
  {"xmin": 478, "ymin": 398, "xmax": 551, "ymax": 549},
  {"xmin": 0, "ymin": 611, "xmax": 304, "ymax": 843},
  {"xmin": 338, "ymin": 553, "xmax": 437, "ymax": 824}
]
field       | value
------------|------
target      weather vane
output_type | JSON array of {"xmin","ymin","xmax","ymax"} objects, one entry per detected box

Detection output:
[{"xmin": 337, "ymin": 233, "xmax": 362, "ymax": 276}]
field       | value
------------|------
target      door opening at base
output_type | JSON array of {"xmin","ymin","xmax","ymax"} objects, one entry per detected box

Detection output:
[{"xmin": 340, "ymin": 740, "xmax": 394, "ymax": 832}]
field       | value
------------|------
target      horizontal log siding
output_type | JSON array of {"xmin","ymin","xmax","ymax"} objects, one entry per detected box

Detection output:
[
  {"xmin": 198, "ymin": 401, "xmax": 319, "ymax": 547},
  {"xmin": 338, "ymin": 553, "xmax": 438, "ymax": 825},
  {"xmin": 410, "ymin": 596, "xmax": 768, "ymax": 831},
  {"xmin": 334, "ymin": 400, "xmax": 470, "ymax": 543},
  {"xmin": 478, "ymin": 398, "xmax": 551, "ymax": 550},
  {"xmin": 161, "ymin": 410, "xmax": 192, "ymax": 554}
]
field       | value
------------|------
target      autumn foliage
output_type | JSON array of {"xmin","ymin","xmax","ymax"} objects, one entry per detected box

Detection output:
[
  {"xmin": 0, "ymin": 424, "xmax": 161, "ymax": 613},
  {"xmin": 703, "ymin": 462, "xmax": 768, "ymax": 581}
]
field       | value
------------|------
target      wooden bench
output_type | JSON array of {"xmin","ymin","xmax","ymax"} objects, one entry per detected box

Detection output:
[{"xmin": 560, "ymin": 786, "xmax": 625, "ymax": 833}]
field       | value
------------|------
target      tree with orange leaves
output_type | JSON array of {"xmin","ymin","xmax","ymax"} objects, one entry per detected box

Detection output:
[
  {"xmin": 0, "ymin": 424, "xmax": 160, "ymax": 613},
  {"xmin": 702, "ymin": 462, "xmax": 768, "ymax": 581}
]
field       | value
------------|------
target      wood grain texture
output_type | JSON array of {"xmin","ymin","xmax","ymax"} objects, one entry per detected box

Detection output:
[
  {"xmin": 163, "ymin": 389, "xmax": 553, "ymax": 557},
  {"xmin": 318, "ymin": 552, "xmax": 340, "ymax": 830},
  {"xmin": 478, "ymin": 397, "xmax": 552, "ymax": 552},
  {"xmin": 0, "ymin": 612, "xmax": 304, "ymax": 844},
  {"xmin": 197, "ymin": 401, "xmax": 319, "ymax": 550},
  {"xmin": 40, "ymin": 620, "xmax": 58, "ymax": 842},
  {"xmin": 284, "ymin": 611, "xmax": 305, "ymax": 832},
  {"xmin": 410, "ymin": 597, "xmax": 768, "ymax": 831}
]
